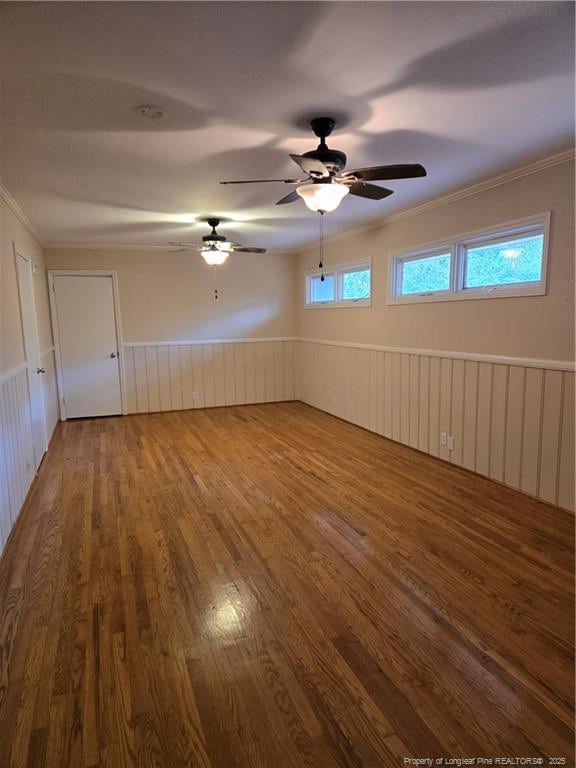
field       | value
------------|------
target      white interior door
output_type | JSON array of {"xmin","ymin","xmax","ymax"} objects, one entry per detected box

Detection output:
[
  {"xmin": 52, "ymin": 274, "xmax": 122, "ymax": 418},
  {"xmin": 15, "ymin": 251, "xmax": 48, "ymax": 471}
]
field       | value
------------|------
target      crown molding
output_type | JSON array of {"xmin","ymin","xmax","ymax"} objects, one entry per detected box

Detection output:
[
  {"xmin": 0, "ymin": 183, "xmax": 44, "ymax": 244},
  {"xmin": 289, "ymin": 149, "xmax": 576, "ymax": 254}
]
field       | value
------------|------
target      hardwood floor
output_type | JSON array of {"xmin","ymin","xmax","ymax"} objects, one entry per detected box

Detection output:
[{"xmin": 0, "ymin": 402, "xmax": 573, "ymax": 767}]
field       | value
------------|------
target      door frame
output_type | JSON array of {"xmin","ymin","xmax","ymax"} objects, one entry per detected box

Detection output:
[
  {"xmin": 14, "ymin": 244, "xmax": 48, "ymax": 467},
  {"xmin": 48, "ymin": 269, "xmax": 127, "ymax": 420}
]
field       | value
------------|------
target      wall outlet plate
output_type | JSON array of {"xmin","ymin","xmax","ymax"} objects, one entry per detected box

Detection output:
[
  {"xmin": 440, "ymin": 431, "xmax": 447, "ymax": 446},
  {"xmin": 447, "ymin": 435, "xmax": 455, "ymax": 451}
]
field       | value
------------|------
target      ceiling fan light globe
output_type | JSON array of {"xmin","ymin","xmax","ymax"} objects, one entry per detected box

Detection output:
[
  {"xmin": 201, "ymin": 248, "xmax": 229, "ymax": 266},
  {"xmin": 296, "ymin": 183, "xmax": 349, "ymax": 213}
]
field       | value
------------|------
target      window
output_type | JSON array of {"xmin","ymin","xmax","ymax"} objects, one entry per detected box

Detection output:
[
  {"xmin": 341, "ymin": 267, "xmax": 371, "ymax": 302},
  {"xmin": 400, "ymin": 251, "xmax": 451, "ymax": 295},
  {"xmin": 306, "ymin": 260, "xmax": 371, "ymax": 307},
  {"xmin": 462, "ymin": 233, "xmax": 544, "ymax": 289},
  {"xmin": 389, "ymin": 214, "xmax": 549, "ymax": 304},
  {"xmin": 309, "ymin": 273, "xmax": 335, "ymax": 303}
]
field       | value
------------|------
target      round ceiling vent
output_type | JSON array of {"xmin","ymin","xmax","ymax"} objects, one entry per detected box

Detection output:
[{"xmin": 136, "ymin": 105, "xmax": 167, "ymax": 119}]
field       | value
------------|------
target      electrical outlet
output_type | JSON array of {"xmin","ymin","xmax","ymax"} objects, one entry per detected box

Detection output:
[
  {"xmin": 192, "ymin": 391, "xmax": 200, "ymax": 400},
  {"xmin": 447, "ymin": 435, "xmax": 455, "ymax": 451},
  {"xmin": 440, "ymin": 431, "xmax": 447, "ymax": 447}
]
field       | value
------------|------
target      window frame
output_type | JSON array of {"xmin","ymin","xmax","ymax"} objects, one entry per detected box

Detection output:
[
  {"xmin": 307, "ymin": 270, "xmax": 336, "ymax": 305},
  {"xmin": 305, "ymin": 258, "xmax": 372, "ymax": 308},
  {"xmin": 388, "ymin": 213, "xmax": 550, "ymax": 305}
]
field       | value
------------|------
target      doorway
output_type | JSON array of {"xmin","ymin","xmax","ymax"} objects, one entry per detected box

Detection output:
[
  {"xmin": 49, "ymin": 271, "xmax": 125, "ymax": 419},
  {"xmin": 15, "ymin": 248, "xmax": 48, "ymax": 472}
]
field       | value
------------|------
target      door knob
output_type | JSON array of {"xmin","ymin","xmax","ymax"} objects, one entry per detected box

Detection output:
[
  {"xmin": 36, "ymin": 367, "xmax": 46, "ymax": 374},
  {"xmin": 110, "ymin": 352, "xmax": 117, "ymax": 358}
]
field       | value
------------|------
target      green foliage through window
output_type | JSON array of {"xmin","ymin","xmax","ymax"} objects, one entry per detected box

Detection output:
[
  {"xmin": 342, "ymin": 269, "xmax": 371, "ymax": 301},
  {"xmin": 401, "ymin": 253, "xmax": 451, "ymax": 295},
  {"xmin": 464, "ymin": 234, "xmax": 544, "ymax": 288}
]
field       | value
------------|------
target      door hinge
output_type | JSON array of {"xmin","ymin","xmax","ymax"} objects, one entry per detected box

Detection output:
[{"xmin": 62, "ymin": 396, "xmax": 65, "ymax": 405}]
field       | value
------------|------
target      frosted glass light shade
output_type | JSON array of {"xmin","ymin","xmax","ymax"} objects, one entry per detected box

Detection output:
[
  {"xmin": 296, "ymin": 183, "xmax": 349, "ymax": 213},
  {"xmin": 201, "ymin": 248, "xmax": 229, "ymax": 266}
]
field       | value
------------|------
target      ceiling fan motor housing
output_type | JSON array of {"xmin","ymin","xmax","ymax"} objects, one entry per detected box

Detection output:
[
  {"xmin": 303, "ymin": 148, "xmax": 347, "ymax": 176},
  {"xmin": 204, "ymin": 217, "xmax": 225, "ymax": 242}
]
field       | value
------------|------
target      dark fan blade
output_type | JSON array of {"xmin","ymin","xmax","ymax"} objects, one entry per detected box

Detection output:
[
  {"xmin": 345, "ymin": 164, "xmax": 427, "ymax": 182},
  {"xmin": 348, "ymin": 182, "xmax": 394, "ymax": 200},
  {"xmin": 275, "ymin": 189, "xmax": 301, "ymax": 205},
  {"xmin": 289, "ymin": 154, "xmax": 329, "ymax": 178},
  {"xmin": 230, "ymin": 246, "xmax": 267, "ymax": 254},
  {"xmin": 220, "ymin": 178, "xmax": 302, "ymax": 185},
  {"xmin": 169, "ymin": 241, "xmax": 203, "ymax": 250}
]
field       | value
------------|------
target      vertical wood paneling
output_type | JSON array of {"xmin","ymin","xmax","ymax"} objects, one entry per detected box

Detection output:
[
  {"xmin": 145, "ymin": 346, "xmax": 160, "ymax": 412},
  {"xmin": 285, "ymin": 341, "xmax": 294, "ymax": 400},
  {"xmin": 169, "ymin": 347, "xmax": 183, "ymax": 411},
  {"xmin": 0, "ymin": 369, "xmax": 35, "ymax": 554},
  {"xmin": 224, "ymin": 344, "xmax": 236, "ymax": 406},
  {"xmin": 273, "ymin": 342, "xmax": 285, "ymax": 403},
  {"xmin": 557, "ymin": 372, "xmax": 575, "ymax": 511},
  {"xmin": 157, "ymin": 346, "xmax": 171, "ymax": 411},
  {"xmin": 489, "ymin": 365, "xmax": 508, "ymax": 482},
  {"xmin": 428, "ymin": 357, "xmax": 441, "ymax": 457},
  {"xmin": 382, "ymin": 352, "xmax": 391, "ymax": 439},
  {"xmin": 538, "ymin": 369, "xmax": 563, "ymax": 504},
  {"xmin": 418, "ymin": 356, "xmax": 429, "ymax": 453},
  {"xmin": 439, "ymin": 358, "xmax": 452, "ymax": 462},
  {"xmin": 462, "ymin": 361, "xmax": 478, "ymax": 472},
  {"xmin": 476, "ymin": 363, "xmax": 493, "ymax": 477},
  {"xmin": 134, "ymin": 347, "xmax": 149, "ymax": 413},
  {"xmin": 375, "ymin": 351, "xmax": 385, "ymax": 436},
  {"xmin": 391, "ymin": 353, "xmax": 401, "ymax": 442},
  {"xmin": 213, "ymin": 344, "xmax": 226, "ymax": 406},
  {"xmin": 449, "ymin": 359, "xmax": 465, "ymax": 465},
  {"xmin": 234, "ymin": 343, "xmax": 247, "ymax": 405},
  {"xmin": 180, "ymin": 346, "xmax": 194, "ymax": 410},
  {"xmin": 408, "ymin": 355, "xmax": 420, "ymax": 449},
  {"xmin": 521, "ymin": 368, "xmax": 544, "ymax": 497},
  {"xmin": 123, "ymin": 346, "xmax": 138, "ymax": 414},
  {"xmin": 122, "ymin": 340, "xmax": 296, "ymax": 416},
  {"xmin": 400, "ymin": 354, "xmax": 410, "ymax": 444},
  {"xmin": 202, "ymin": 345, "xmax": 216, "ymax": 408},
  {"xmin": 504, "ymin": 366, "xmax": 525, "ymax": 489}
]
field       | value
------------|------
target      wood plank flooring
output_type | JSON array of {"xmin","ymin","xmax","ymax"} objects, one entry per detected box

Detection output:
[{"xmin": 0, "ymin": 402, "xmax": 573, "ymax": 767}]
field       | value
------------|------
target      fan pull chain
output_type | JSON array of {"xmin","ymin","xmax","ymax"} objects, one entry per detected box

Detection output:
[
  {"xmin": 213, "ymin": 266, "xmax": 219, "ymax": 300},
  {"xmin": 319, "ymin": 212, "xmax": 325, "ymax": 281}
]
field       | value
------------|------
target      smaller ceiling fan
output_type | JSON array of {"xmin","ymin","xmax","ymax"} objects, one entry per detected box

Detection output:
[
  {"xmin": 220, "ymin": 117, "xmax": 427, "ymax": 213},
  {"xmin": 170, "ymin": 218, "xmax": 266, "ymax": 265}
]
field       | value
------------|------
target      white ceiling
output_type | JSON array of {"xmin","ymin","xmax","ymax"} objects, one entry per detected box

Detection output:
[{"xmin": 0, "ymin": 1, "xmax": 574, "ymax": 251}]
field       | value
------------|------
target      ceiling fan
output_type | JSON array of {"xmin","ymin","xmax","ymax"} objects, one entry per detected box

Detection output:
[
  {"xmin": 170, "ymin": 218, "xmax": 266, "ymax": 265},
  {"xmin": 220, "ymin": 117, "xmax": 427, "ymax": 213}
]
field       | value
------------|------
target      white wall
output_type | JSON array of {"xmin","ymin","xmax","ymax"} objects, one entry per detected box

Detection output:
[
  {"xmin": 296, "ymin": 159, "xmax": 574, "ymax": 360},
  {"xmin": 45, "ymin": 246, "xmax": 298, "ymax": 415},
  {"xmin": 295, "ymin": 158, "xmax": 575, "ymax": 510},
  {"xmin": 45, "ymin": 247, "xmax": 296, "ymax": 343},
  {"xmin": 0, "ymin": 192, "xmax": 58, "ymax": 553}
]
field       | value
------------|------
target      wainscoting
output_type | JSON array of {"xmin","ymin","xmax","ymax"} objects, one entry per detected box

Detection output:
[
  {"xmin": 0, "ymin": 365, "xmax": 35, "ymax": 549},
  {"xmin": 122, "ymin": 338, "xmax": 296, "ymax": 414},
  {"xmin": 296, "ymin": 339, "xmax": 575, "ymax": 511},
  {"xmin": 0, "ymin": 350, "xmax": 59, "ymax": 552}
]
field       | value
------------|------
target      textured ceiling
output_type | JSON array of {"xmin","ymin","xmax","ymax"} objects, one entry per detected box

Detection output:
[{"xmin": 0, "ymin": 1, "xmax": 574, "ymax": 250}]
